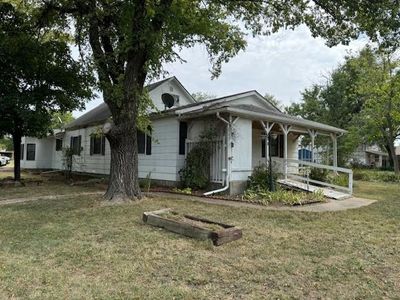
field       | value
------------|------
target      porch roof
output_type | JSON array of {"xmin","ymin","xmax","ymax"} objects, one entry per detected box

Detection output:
[{"xmin": 178, "ymin": 104, "xmax": 347, "ymax": 135}]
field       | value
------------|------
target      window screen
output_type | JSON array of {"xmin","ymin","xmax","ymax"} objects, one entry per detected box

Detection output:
[{"xmin": 26, "ymin": 144, "xmax": 36, "ymax": 161}]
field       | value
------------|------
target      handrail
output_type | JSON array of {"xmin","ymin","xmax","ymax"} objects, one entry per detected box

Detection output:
[{"xmin": 271, "ymin": 157, "xmax": 353, "ymax": 195}]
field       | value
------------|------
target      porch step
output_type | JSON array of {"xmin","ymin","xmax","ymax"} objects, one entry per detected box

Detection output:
[{"xmin": 277, "ymin": 179, "xmax": 351, "ymax": 200}]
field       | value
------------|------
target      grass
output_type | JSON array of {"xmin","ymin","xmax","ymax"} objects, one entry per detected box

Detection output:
[{"xmin": 0, "ymin": 177, "xmax": 399, "ymax": 298}]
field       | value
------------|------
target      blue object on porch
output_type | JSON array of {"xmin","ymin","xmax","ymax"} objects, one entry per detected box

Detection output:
[{"xmin": 298, "ymin": 148, "xmax": 312, "ymax": 161}]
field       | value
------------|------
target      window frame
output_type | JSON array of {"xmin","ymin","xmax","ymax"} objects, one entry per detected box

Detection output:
[
  {"xmin": 90, "ymin": 135, "xmax": 106, "ymax": 156},
  {"xmin": 137, "ymin": 129, "xmax": 151, "ymax": 155},
  {"xmin": 26, "ymin": 143, "xmax": 36, "ymax": 161},
  {"xmin": 70, "ymin": 136, "xmax": 82, "ymax": 156},
  {"xmin": 55, "ymin": 139, "xmax": 63, "ymax": 151},
  {"xmin": 179, "ymin": 121, "xmax": 188, "ymax": 155}
]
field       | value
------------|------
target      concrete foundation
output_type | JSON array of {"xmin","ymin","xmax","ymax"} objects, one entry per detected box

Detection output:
[{"xmin": 229, "ymin": 180, "xmax": 248, "ymax": 195}]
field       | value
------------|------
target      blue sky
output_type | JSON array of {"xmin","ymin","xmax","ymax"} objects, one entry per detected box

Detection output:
[{"xmin": 74, "ymin": 25, "xmax": 367, "ymax": 117}]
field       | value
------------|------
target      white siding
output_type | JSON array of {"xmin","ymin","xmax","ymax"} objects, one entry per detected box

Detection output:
[
  {"xmin": 149, "ymin": 80, "xmax": 194, "ymax": 111},
  {"xmin": 231, "ymin": 118, "xmax": 253, "ymax": 181},
  {"xmin": 20, "ymin": 137, "xmax": 53, "ymax": 169}
]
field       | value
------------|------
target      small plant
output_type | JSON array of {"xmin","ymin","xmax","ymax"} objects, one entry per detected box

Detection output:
[
  {"xmin": 144, "ymin": 172, "xmax": 152, "ymax": 192},
  {"xmin": 247, "ymin": 164, "xmax": 278, "ymax": 191},
  {"xmin": 243, "ymin": 187, "xmax": 325, "ymax": 206},
  {"xmin": 172, "ymin": 187, "xmax": 192, "ymax": 194},
  {"xmin": 309, "ymin": 167, "xmax": 329, "ymax": 182}
]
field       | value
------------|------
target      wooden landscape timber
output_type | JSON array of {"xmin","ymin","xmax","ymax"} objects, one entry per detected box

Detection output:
[{"xmin": 143, "ymin": 208, "xmax": 242, "ymax": 246}]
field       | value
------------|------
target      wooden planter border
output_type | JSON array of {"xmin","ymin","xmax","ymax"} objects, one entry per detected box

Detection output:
[{"xmin": 143, "ymin": 208, "xmax": 242, "ymax": 246}]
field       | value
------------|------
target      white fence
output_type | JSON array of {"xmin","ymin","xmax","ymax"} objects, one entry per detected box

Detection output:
[
  {"xmin": 272, "ymin": 157, "xmax": 353, "ymax": 194},
  {"xmin": 185, "ymin": 138, "xmax": 226, "ymax": 184}
]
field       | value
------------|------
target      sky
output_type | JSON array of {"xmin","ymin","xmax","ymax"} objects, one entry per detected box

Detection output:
[{"xmin": 74, "ymin": 25, "xmax": 368, "ymax": 118}]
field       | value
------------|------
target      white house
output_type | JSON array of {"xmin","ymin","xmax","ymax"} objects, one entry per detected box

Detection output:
[
  {"xmin": 20, "ymin": 77, "xmax": 352, "ymax": 197},
  {"xmin": 350, "ymin": 144, "xmax": 389, "ymax": 168}
]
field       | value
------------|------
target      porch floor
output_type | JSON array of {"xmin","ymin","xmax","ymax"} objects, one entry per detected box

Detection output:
[{"xmin": 277, "ymin": 179, "xmax": 351, "ymax": 200}]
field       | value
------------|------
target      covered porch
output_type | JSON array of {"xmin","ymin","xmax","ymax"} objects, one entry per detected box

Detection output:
[{"xmin": 180, "ymin": 103, "xmax": 353, "ymax": 198}]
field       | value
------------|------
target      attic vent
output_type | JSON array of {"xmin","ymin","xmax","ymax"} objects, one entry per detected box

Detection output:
[{"xmin": 161, "ymin": 93, "xmax": 179, "ymax": 109}]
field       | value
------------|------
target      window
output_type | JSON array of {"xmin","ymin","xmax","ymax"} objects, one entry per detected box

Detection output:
[
  {"xmin": 261, "ymin": 135, "xmax": 284, "ymax": 158},
  {"xmin": 26, "ymin": 144, "xmax": 36, "ymax": 161},
  {"xmin": 20, "ymin": 144, "xmax": 24, "ymax": 160},
  {"xmin": 56, "ymin": 139, "xmax": 63, "ymax": 151},
  {"xmin": 90, "ymin": 135, "xmax": 106, "ymax": 155},
  {"xmin": 179, "ymin": 121, "xmax": 188, "ymax": 155},
  {"xmin": 137, "ymin": 130, "xmax": 151, "ymax": 155},
  {"xmin": 70, "ymin": 136, "xmax": 82, "ymax": 155}
]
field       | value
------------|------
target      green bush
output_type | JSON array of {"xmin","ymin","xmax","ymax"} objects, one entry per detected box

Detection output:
[
  {"xmin": 247, "ymin": 164, "xmax": 278, "ymax": 191},
  {"xmin": 327, "ymin": 173, "xmax": 349, "ymax": 187},
  {"xmin": 309, "ymin": 167, "xmax": 329, "ymax": 182},
  {"xmin": 353, "ymin": 169, "xmax": 400, "ymax": 183}
]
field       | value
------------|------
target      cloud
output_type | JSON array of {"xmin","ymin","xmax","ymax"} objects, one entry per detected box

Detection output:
[{"xmin": 74, "ymin": 25, "xmax": 367, "ymax": 117}]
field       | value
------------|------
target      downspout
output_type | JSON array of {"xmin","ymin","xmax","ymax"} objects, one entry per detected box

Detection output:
[{"xmin": 204, "ymin": 112, "xmax": 231, "ymax": 196}]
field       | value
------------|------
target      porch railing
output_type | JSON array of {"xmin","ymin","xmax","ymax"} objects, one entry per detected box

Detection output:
[
  {"xmin": 185, "ymin": 138, "xmax": 226, "ymax": 184},
  {"xmin": 271, "ymin": 157, "xmax": 353, "ymax": 194}
]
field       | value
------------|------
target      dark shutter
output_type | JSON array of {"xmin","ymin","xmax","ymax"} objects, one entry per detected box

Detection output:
[
  {"xmin": 137, "ymin": 131, "xmax": 145, "ymax": 154},
  {"xmin": 261, "ymin": 138, "xmax": 266, "ymax": 158},
  {"xmin": 179, "ymin": 121, "xmax": 188, "ymax": 155},
  {"xmin": 70, "ymin": 136, "xmax": 73, "ymax": 152},
  {"xmin": 146, "ymin": 134, "xmax": 152, "ymax": 155},
  {"xmin": 78, "ymin": 135, "xmax": 82, "ymax": 156},
  {"xmin": 21, "ymin": 144, "xmax": 24, "ymax": 160},
  {"xmin": 90, "ymin": 136, "xmax": 94, "ymax": 155},
  {"xmin": 101, "ymin": 136, "xmax": 106, "ymax": 155}
]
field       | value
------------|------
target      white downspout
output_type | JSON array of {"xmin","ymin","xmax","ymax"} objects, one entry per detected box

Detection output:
[{"xmin": 203, "ymin": 112, "xmax": 232, "ymax": 196}]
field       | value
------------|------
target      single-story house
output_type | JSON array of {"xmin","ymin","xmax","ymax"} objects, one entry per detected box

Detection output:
[
  {"xmin": 350, "ymin": 144, "xmax": 390, "ymax": 168},
  {"xmin": 20, "ymin": 76, "xmax": 352, "ymax": 197}
]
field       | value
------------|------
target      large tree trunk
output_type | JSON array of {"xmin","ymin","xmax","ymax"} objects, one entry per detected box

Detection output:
[
  {"xmin": 388, "ymin": 142, "xmax": 399, "ymax": 174},
  {"xmin": 104, "ymin": 122, "xmax": 141, "ymax": 202},
  {"xmin": 12, "ymin": 133, "xmax": 21, "ymax": 181},
  {"xmin": 384, "ymin": 144, "xmax": 394, "ymax": 168}
]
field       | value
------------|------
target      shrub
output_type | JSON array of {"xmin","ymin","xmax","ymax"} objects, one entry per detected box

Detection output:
[
  {"xmin": 179, "ymin": 129, "xmax": 218, "ymax": 189},
  {"xmin": 247, "ymin": 164, "xmax": 278, "ymax": 191},
  {"xmin": 353, "ymin": 169, "xmax": 400, "ymax": 183},
  {"xmin": 327, "ymin": 173, "xmax": 349, "ymax": 187},
  {"xmin": 309, "ymin": 167, "xmax": 329, "ymax": 182}
]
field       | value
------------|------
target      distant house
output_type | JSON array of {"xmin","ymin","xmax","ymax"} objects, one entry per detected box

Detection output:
[
  {"xmin": 350, "ymin": 144, "xmax": 389, "ymax": 168},
  {"xmin": 20, "ymin": 76, "xmax": 352, "ymax": 196}
]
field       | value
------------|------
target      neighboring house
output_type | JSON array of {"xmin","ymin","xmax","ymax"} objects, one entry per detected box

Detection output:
[
  {"xmin": 20, "ymin": 76, "xmax": 351, "ymax": 196},
  {"xmin": 350, "ymin": 144, "xmax": 389, "ymax": 168}
]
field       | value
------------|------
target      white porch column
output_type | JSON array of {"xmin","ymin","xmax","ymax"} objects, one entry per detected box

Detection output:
[
  {"xmin": 279, "ymin": 124, "xmax": 291, "ymax": 179},
  {"xmin": 260, "ymin": 121, "xmax": 274, "ymax": 165},
  {"xmin": 330, "ymin": 133, "xmax": 338, "ymax": 168},
  {"xmin": 307, "ymin": 129, "xmax": 318, "ymax": 162}
]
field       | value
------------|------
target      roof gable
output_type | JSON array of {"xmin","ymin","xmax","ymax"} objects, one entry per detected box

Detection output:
[{"xmin": 66, "ymin": 76, "xmax": 193, "ymax": 130}]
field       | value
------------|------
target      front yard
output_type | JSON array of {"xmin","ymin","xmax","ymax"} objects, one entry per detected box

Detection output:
[{"xmin": 0, "ymin": 175, "xmax": 399, "ymax": 299}]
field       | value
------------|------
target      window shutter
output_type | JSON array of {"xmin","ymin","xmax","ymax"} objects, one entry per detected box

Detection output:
[
  {"xmin": 137, "ymin": 131, "xmax": 145, "ymax": 154},
  {"xmin": 78, "ymin": 135, "xmax": 82, "ymax": 156},
  {"xmin": 90, "ymin": 136, "xmax": 94, "ymax": 155},
  {"xmin": 101, "ymin": 136, "xmax": 106, "ymax": 155},
  {"xmin": 70, "ymin": 136, "xmax": 73, "ymax": 151},
  {"xmin": 146, "ymin": 134, "xmax": 152, "ymax": 155},
  {"xmin": 279, "ymin": 135, "xmax": 284, "ymax": 158},
  {"xmin": 261, "ymin": 138, "xmax": 266, "ymax": 158}
]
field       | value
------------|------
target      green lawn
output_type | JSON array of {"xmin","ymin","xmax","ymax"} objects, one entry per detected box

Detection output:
[{"xmin": 0, "ymin": 180, "xmax": 399, "ymax": 299}]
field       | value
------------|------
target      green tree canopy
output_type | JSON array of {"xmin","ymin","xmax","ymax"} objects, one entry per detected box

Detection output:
[
  {"xmin": 35, "ymin": 0, "xmax": 400, "ymax": 201},
  {"xmin": 0, "ymin": 2, "xmax": 93, "ymax": 180},
  {"xmin": 286, "ymin": 48, "xmax": 378, "ymax": 164}
]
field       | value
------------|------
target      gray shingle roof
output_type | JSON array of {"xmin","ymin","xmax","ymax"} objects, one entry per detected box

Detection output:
[{"xmin": 66, "ymin": 77, "xmax": 172, "ymax": 130}]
